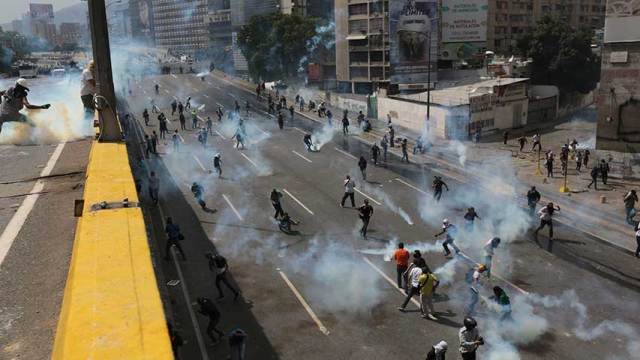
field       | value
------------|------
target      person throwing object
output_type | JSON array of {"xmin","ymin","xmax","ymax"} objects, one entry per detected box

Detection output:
[{"xmin": 0, "ymin": 78, "xmax": 51, "ymax": 134}]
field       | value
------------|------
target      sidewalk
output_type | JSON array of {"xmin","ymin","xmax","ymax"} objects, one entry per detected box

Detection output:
[{"xmin": 210, "ymin": 71, "xmax": 638, "ymax": 254}]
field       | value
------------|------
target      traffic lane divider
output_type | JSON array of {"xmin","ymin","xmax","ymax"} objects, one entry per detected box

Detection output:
[{"xmin": 52, "ymin": 142, "xmax": 172, "ymax": 360}]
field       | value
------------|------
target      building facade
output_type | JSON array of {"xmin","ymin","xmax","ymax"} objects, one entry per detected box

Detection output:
[
  {"xmin": 58, "ymin": 22, "xmax": 81, "ymax": 45},
  {"xmin": 487, "ymin": 0, "xmax": 606, "ymax": 54},
  {"xmin": 596, "ymin": 1, "xmax": 640, "ymax": 152},
  {"xmin": 151, "ymin": 0, "xmax": 208, "ymax": 56},
  {"xmin": 29, "ymin": 3, "xmax": 57, "ymax": 46},
  {"xmin": 335, "ymin": 0, "xmax": 390, "ymax": 94}
]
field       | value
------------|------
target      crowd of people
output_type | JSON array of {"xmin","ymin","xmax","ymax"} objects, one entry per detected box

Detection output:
[{"xmin": 114, "ymin": 67, "xmax": 640, "ymax": 360}]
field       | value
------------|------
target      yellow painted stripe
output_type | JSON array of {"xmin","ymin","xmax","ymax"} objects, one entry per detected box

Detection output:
[{"xmin": 52, "ymin": 142, "xmax": 173, "ymax": 360}]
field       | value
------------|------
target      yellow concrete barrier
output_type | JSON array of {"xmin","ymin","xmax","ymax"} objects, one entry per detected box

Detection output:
[{"xmin": 52, "ymin": 141, "xmax": 172, "ymax": 360}]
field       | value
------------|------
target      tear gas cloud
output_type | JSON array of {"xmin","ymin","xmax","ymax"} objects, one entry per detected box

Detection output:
[
  {"xmin": 310, "ymin": 121, "xmax": 338, "ymax": 150},
  {"xmin": 0, "ymin": 77, "xmax": 93, "ymax": 145}
]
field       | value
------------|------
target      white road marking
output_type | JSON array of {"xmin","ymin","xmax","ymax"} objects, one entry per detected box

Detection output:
[
  {"xmin": 157, "ymin": 202, "xmax": 210, "ymax": 359},
  {"xmin": 229, "ymin": 93, "xmax": 237, "ymax": 99},
  {"xmin": 282, "ymin": 188, "xmax": 314, "ymax": 215},
  {"xmin": 193, "ymin": 155, "xmax": 207, "ymax": 172},
  {"xmin": 362, "ymin": 257, "xmax": 420, "ymax": 308},
  {"xmin": 333, "ymin": 147, "xmax": 358, "ymax": 160},
  {"xmin": 240, "ymin": 152, "xmax": 258, "ymax": 169},
  {"xmin": 203, "ymin": 94, "xmax": 209, "ymax": 98},
  {"xmin": 394, "ymin": 178, "xmax": 428, "ymax": 195},
  {"xmin": 178, "ymin": 134, "xmax": 185, "ymax": 143},
  {"xmin": 222, "ymin": 194, "xmax": 244, "ymax": 221},
  {"xmin": 164, "ymin": 89, "xmax": 170, "ymax": 94},
  {"xmin": 293, "ymin": 127, "xmax": 308, "ymax": 135},
  {"xmin": 173, "ymin": 95, "xmax": 178, "ymax": 100},
  {"xmin": 354, "ymin": 188, "xmax": 382, "ymax": 206},
  {"xmin": 256, "ymin": 127, "xmax": 269, "ymax": 136},
  {"xmin": 0, "ymin": 143, "xmax": 65, "ymax": 266},
  {"xmin": 171, "ymin": 74, "xmax": 177, "ymax": 78},
  {"xmin": 278, "ymin": 270, "xmax": 330, "ymax": 335},
  {"xmin": 216, "ymin": 102, "xmax": 224, "ymax": 108},
  {"xmin": 215, "ymin": 130, "xmax": 227, "ymax": 140},
  {"xmin": 291, "ymin": 150, "xmax": 312, "ymax": 163}
]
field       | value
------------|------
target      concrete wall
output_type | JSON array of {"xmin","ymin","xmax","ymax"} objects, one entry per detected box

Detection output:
[
  {"xmin": 334, "ymin": 94, "xmax": 368, "ymax": 114},
  {"xmin": 597, "ymin": 41, "xmax": 640, "ymax": 152},
  {"xmin": 377, "ymin": 97, "xmax": 449, "ymax": 139}
]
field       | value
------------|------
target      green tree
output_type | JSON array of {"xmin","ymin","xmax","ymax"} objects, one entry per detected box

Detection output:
[
  {"xmin": 0, "ymin": 29, "xmax": 29, "ymax": 73},
  {"xmin": 237, "ymin": 13, "xmax": 318, "ymax": 81},
  {"xmin": 517, "ymin": 16, "xmax": 599, "ymax": 95}
]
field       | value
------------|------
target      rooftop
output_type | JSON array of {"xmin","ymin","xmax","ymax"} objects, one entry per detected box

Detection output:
[{"xmin": 395, "ymin": 77, "xmax": 530, "ymax": 107}]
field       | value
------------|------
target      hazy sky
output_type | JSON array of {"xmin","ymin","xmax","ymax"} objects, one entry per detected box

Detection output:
[{"xmin": 0, "ymin": 0, "xmax": 82, "ymax": 24}]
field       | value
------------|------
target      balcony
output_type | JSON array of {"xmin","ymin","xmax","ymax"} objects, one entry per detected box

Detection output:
[{"xmin": 349, "ymin": 45, "xmax": 369, "ymax": 52}]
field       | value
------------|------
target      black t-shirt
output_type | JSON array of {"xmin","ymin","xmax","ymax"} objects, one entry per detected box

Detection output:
[{"xmin": 359, "ymin": 205, "xmax": 373, "ymax": 218}]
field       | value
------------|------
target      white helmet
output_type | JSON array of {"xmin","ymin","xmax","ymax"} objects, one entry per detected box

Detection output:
[
  {"xmin": 442, "ymin": 218, "xmax": 449, "ymax": 225},
  {"xmin": 16, "ymin": 78, "xmax": 30, "ymax": 90}
]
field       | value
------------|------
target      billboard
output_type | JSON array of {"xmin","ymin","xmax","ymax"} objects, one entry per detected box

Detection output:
[
  {"xmin": 440, "ymin": 42, "xmax": 485, "ymax": 61},
  {"xmin": 389, "ymin": 0, "xmax": 438, "ymax": 88},
  {"xmin": 604, "ymin": 2, "xmax": 640, "ymax": 43},
  {"xmin": 442, "ymin": 0, "xmax": 488, "ymax": 43}
]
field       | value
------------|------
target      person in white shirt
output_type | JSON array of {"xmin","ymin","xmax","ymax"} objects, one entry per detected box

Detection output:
[
  {"xmin": 80, "ymin": 60, "xmax": 96, "ymax": 119},
  {"xmin": 459, "ymin": 317, "xmax": 484, "ymax": 360},
  {"xmin": 483, "ymin": 237, "xmax": 501, "ymax": 277},
  {"xmin": 398, "ymin": 265, "xmax": 424, "ymax": 312},
  {"xmin": 340, "ymin": 175, "xmax": 356, "ymax": 207},
  {"xmin": 534, "ymin": 202, "xmax": 560, "ymax": 241}
]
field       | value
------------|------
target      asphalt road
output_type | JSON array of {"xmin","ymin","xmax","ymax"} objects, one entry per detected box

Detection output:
[
  {"xmin": 125, "ymin": 73, "xmax": 640, "ymax": 360},
  {"xmin": 0, "ymin": 139, "xmax": 90, "ymax": 360}
]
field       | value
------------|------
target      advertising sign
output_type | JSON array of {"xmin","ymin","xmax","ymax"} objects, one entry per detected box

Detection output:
[
  {"xmin": 390, "ymin": 0, "xmax": 438, "ymax": 88},
  {"xmin": 442, "ymin": 0, "xmax": 488, "ymax": 43},
  {"xmin": 604, "ymin": 2, "xmax": 640, "ymax": 43},
  {"xmin": 440, "ymin": 42, "xmax": 485, "ymax": 61}
]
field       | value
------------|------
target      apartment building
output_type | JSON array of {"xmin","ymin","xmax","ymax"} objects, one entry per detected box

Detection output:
[
  {"xmin": 151, "ymin": 0, "xmax": 208, "ymax": 56},
  {"xmin": 488, "ymin": 0, "xmax": 606, "ymax": 54},
  {"xmin": 335, "ymin": 0, "xmax": 390, "ymax": 94},
  {"xmin": 596, "ymin": 0, "xmax": 640, "ymax": 152}
]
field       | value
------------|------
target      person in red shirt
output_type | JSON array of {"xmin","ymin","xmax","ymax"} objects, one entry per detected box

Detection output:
[{"xmin": 393, "ymin": 242, "xmax": 410, "ymax": 288}]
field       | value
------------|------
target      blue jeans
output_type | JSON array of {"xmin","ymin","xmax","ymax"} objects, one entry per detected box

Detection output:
[{"xmin": 625, "ymin": 207, "xmax": 636, "ymax": 225}]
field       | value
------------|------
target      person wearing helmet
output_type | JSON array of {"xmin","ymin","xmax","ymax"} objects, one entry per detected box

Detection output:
[
  {"xmin": 434, "ymin": 219, "xmax": 460, "ymax": 256},
  {"xmin": 0, "ymin": 78, "xmax": 51, "ymax": 134},
  {"xmin": 459, "ymin": 316, "xmax": 484, "ymax": 359},
  {"xmin": 482, "ymin": 237, "xmax": 501, "ymax": 278},
  {"xmin": 425, "ymin": 340, "xmax": 447, "ymax": 360},
  {"xmin": 465, "ymin": 264, "xmax": 487, "ymax": 315}
]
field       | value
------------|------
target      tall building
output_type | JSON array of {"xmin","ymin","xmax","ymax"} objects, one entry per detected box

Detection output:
[
  {"xmin": 596, "ymin": 0, "xmax": 640, "ymax": 152},
  {"xmin": 229, "ymin": 0, "xmax": 280, "ymax": 75},
  {"xmin": 335, "ymin": 0, "xmax": 390, "ymax": 94},
  {"xmin": 30, "ymin": 3, "xmax": 57, "ymax": 45},
  {"xmin": 151, "ymin": 0, "xmax": 208, "ymax": 56},
  {"xmin": 58, "ymin": 22, "xmax": 81, "ymax": 45},
  {"xmin": 487, "ymin": 0, "xmax": 606, "ymax": 54}
]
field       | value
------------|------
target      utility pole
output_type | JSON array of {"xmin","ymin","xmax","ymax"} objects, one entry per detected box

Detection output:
[
  {"xmin": 426, "ymin": 32, "xmax": 432, "ymax": 126},
  {"xmin": 88, "ymin": 0, "xmax": 121, "ymax": 141}
]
